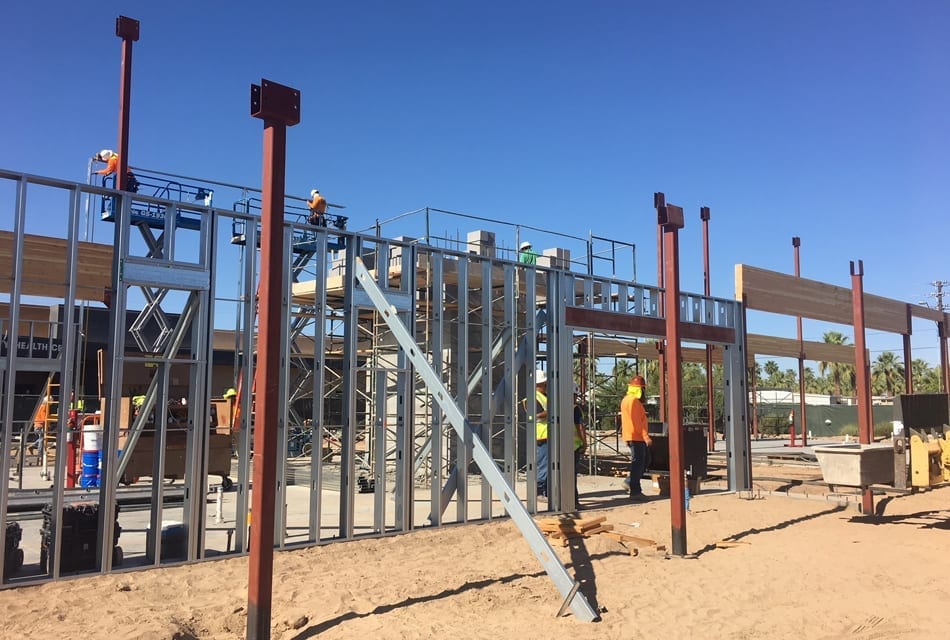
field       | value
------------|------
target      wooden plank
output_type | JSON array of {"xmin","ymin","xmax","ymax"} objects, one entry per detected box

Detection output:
[
  {"xmin": 601, "ymin": 531, "xmax": 658, "ymax": 547},
  {"xmin": 0, "ymin": 232, "xmax": 113, "ymax": 302},
  {"xmin": 576, "ymin": 516, "xmax": 607, "ymax": 531},
  {"xmin": 736, "ymin": 264, "xmax": 910, "ymax": 334}
]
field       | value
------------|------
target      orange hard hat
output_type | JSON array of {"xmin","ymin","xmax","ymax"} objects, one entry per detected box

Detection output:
[{"xmin": 629, "ymin": 375, "xmax": 646, "ymax": 387}]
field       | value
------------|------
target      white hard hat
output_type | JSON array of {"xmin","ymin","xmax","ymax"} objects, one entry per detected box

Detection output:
[
  {"xmin": 520, "ymin": 241, "xmax": 532, "ymax": 250},
  {"xmin": 311, "ymin": 189, "xmax": 320, "ymax": 198},
  {"xmin": 535, "ymin": 369, "xmax": 547, "ymax": 384},
  {"xmin": 98, "ymin": 149, "xmax": 114, "ymax": 160}
]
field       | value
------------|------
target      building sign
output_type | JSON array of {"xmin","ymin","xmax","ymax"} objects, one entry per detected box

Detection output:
[{"xmin": 0, "ymin": 334, "xmax": 63, "ymax": 359}]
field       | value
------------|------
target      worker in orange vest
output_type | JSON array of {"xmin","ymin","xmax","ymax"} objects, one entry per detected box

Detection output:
[
  {"xmin": 94, "ymin": 149, "xmax": 139, "ymax": 192},
  {"xmin": 621, "ymin": 375, "xmax": 652, "ymax": 501},
  {"xmin": 307, "ymin": 189, "xmax": 328, "ymax": 226}
]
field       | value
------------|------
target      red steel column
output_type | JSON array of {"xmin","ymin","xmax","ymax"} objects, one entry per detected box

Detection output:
[
  {"xmin": 655, "ymin": 194, "xmax": 667, "ymax": 423},
  {"xmin": 793, "ymin": 237, "xmax": 807, "ymax": 447},
  {"xmin": 115, "ymin": 16, "xmax": 139, "ymax": 192},
  {"xmin": 701, "ymin": 207, "xmax": 715, "ymax": 452},
  {"xmin": 903, "ymin": 305, "xmax": 913, "ymax": 394},
  {"xmin": 940, "ymin": 321, "xmax": 949, "ymax": 394},
  {"xmin": 850, "ymin": 260, "xmax": 874, "ymax": 515},
  {"xmin": 656, "ymin": 193, "xmax": 687, "ymax": 556},
  {"xmin": 247, "ymin": 79, "xmax": 300, "ymax": 640}
]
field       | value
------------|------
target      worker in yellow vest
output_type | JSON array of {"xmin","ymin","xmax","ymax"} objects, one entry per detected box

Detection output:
[{"xmin": 528, "ymin": 370, "xmax": 549, "ymax": 498}]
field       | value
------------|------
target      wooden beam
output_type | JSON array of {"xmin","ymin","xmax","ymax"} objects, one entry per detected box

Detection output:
[
  {"xmin": 736, "ymin": 264, "xmax": 910, "ymax": 334},
  {"xmin": 0, "ymin": 232, "xmax": 113, "ymax": 302},
  {"xmin": 746, "ymin": 333, "xmax": 859, "ymax": 364}
]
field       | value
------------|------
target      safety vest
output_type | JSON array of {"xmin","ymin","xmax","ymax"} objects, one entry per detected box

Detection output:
[{"xmin": 535, "ymin": 390, "xmax": 548, "ymax": 441}]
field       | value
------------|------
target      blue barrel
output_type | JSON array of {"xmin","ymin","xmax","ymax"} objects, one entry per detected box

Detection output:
[{"xmin": 81, "ymin": 451, "xmax": 100, "ymax": 488}]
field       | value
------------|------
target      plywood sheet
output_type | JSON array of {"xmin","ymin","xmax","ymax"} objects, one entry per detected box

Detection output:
[
  {"xmin": 0, "ymin": 232, "xmax": 113, "ymax": 302},
  {"xmin": 736, "ymin": 264, "xmax": 910, "ymax": 334}
]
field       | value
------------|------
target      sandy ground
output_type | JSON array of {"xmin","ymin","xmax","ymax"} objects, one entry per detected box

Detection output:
[{"xmin": 1, "ymin": 479, "xmax": 947, "ymax": 640}]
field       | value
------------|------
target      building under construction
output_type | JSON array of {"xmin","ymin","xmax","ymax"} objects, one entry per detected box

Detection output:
[{"xmin": 0, "ymin": 152, "xmax": 752, "ymax": 590}]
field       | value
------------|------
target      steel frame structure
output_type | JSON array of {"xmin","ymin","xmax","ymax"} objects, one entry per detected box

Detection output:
[{"xmin": 1, "ymin": 167, "xmax": 749, "ymax": 593}]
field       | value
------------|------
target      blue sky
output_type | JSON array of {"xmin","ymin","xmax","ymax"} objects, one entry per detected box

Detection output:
[{"xmin": 3, "ymin": 1, "xmax": 949, "ymax": 366}]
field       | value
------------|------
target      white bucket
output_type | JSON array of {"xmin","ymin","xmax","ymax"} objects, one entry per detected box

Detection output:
[{"xmin": 82, "ymin": 423, "xmax": 101, "ymax": 452}]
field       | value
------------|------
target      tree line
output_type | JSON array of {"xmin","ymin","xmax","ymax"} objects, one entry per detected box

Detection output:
[{"xmin": 586, "ymin": 330, "xmax": 942, "ymax": 429}]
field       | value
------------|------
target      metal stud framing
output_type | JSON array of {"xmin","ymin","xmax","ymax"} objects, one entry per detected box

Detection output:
[{"xmin": 1, "ymin": 170, "xmax": 748, "ymax": 613}]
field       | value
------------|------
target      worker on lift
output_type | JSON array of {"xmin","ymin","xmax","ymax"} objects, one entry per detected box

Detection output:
[
  {"xmin": 94, "ymin": 149, "xmax": 138, "ymax": 192},
  {"xmin": 307, "ymin": 189, "xmax": 327, "ymax": 226}
]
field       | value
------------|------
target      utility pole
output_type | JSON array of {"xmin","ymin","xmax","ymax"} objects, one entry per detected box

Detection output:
[{"xmin": 923, "ymin": 281, "xmax": 950, "ymax": 311}]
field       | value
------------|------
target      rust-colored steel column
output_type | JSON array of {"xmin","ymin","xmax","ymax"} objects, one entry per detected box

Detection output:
[
  {"xmin": 655, "ymin": 194, "xmax": 667, "ymax": 423},
  {"xmin": 850, "ymin": 260, "xmax": 874, "ymax": 515},
  {"xmin": 656, "ymin": 193, "xmax": 687, "ymax": 556},
  {"xmin": 793, "ymin": 237, "xmax": 807, "ymax": 447},
  {"xmin": 115, "ymin": 16, "xmax": 139, "ymax": 192},
  {"xmin": 247, "ymin": 79, "xmax": 300, "ymax": 640},
  {"xmin": 903, "ymin": 304, "xmax": 913, "ymax": 394},
  {"xmin": 701, "ymin": 207, "xmax": 715, "ymax": 452},
  {"xmin": 939, "ymin": 321, "xmax": 949, "ymax": 394}
]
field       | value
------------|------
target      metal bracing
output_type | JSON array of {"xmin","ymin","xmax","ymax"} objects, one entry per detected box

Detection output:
[
  {"xmin": 2, "ymin": 168, "xmax": 750, "ymax": 594},
  {"xmin": 353, "ymin": 256, "xmax": 600, "ymax": 622}
]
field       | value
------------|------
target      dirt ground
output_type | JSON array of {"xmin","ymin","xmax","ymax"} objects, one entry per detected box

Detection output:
[{"xmin": 1, "ymin": 467, "xmax": 947, "ymax": 640}]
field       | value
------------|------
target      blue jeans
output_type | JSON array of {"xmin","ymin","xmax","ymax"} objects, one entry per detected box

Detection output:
[
  {"xmin": 628, "ymin": 441, "xmax": 650, "ymax": 496},
  {"xmin": 537, "ymin": 440, "xmax": 549, "ymax": 497}
]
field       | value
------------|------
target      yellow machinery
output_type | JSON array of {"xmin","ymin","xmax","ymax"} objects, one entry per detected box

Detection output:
[{"xmin": 908, "ymin": 427, "xmax": 950, "ymax": 488}]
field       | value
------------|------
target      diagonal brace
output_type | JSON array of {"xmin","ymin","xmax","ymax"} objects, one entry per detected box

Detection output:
[{"xmin": 354, "ymin": 258, "xmax": 598, "ymax": 622}]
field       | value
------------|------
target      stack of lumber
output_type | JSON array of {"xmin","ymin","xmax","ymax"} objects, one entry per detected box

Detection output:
[{"xmin": 536, "ymin": 516, "xmax": 664, "ymax": 555}]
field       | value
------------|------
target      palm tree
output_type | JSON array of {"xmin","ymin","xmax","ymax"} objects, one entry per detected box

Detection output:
[
  {"xmin": 910, "ymin": 359, "xmax": 940, "ymax": 393},
  {"xmin": 818, "ymin": 331, "xmax": 853, "ymax": 397},
  {"xmin": 871, "ymin": 351, "xmax": 904, "ymax": 397},
  {"xmin": 763, "ymin": 360, "xmax": 780, "ymax": 387}
]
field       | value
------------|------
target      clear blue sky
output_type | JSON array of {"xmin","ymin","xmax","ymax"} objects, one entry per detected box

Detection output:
[{"xmin": 3, "ymin": 2, "xmax": 949, "ymax": 366}]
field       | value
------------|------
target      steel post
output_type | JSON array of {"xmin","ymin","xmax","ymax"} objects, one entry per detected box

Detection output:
[
  {"xmin": 657, "ymin": 193, "xmax": 687, "ymax": 556},
  {"xmin": 115, "ymin": 16, "xmax": 139, "ymax": 192},
  {"xmin": 702, "ymin": 207, "xmax": 714, "ymax": 451},
  {"xmin": 850, "ymin": 260, "xmax": 874, "ymax": 515},
  {"xmin": 903, "ymin": 305, "xmax": 913, "ymax": 394},
  {"xmin": 793, "ymin": 237, "xmax": 807, "ymax": 447},
  {"xmin": 655, "ymin": 197, "xmax": 666, "ymax": 422},
  {"xmin": 247, "ymin": 79, "xmax": 300, "ymax": 640}
]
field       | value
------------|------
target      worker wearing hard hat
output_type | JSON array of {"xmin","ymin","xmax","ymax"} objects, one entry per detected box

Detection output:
[
  {"xmin": 524, "ymin": 369, "xmax": 549, "ymax": 499},
  {"xmin": 620, "ymin": 375, "xmax": 652, "ymax": 500},
  {"xmin": 307, "ymin": 189, "xmax": 328, "ymax": 226},
  {"xmin": 518, "ymin": 241, "xmax": 538, "ymax": 265},
  {"xmin": 94, "ymin": 149, "xmax": 139, "ymax": 192},
  {"xmin": 95, "ymin": 149, "xmax": 119, "ymax": 176}
]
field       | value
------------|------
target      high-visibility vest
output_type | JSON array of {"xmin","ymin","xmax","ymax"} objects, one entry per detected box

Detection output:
[{"xmin": 535, "ymin": 390, "xmax": 548, "ymax": 441}]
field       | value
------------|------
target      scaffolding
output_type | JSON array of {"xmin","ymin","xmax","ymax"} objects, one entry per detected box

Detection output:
[{"xmin": 0, "ymin": 166, "xmax": 750, "ymax": 589}]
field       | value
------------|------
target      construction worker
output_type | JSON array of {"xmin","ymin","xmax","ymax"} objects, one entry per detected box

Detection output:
[
  {"xmin": 573, "ymin": 384, "xmax": 588, "ymax": 502},
  {"xmin": 524, "ymin": 370, "xmax": 549, "ymax": 499},
  {"xmin": 94, "ymin": 149, "xmax": 138, "ymax": 192},
  {"xmin": 95, "ymin": 149, "xmax": 119, "ymax": 176},
  {"xmin": 307, "ymin": 189, "xmax": 328, "ymax": 226},
  {"xmin": 621, "ymin": 375, "xmax": 652, "ymax": 501},
  {"xmin": 518, "ymin": 241, "xmax": 538, "ymax": 265}
]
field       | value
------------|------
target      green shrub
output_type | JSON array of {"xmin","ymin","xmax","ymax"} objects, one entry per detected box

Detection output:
[
  {"xmin": 873, "ymin": 421, "xmax": 894, "ymax": 439},
  {"xmin": 839, "ymin": 423, "xmax": 858, "ymax": 437}
]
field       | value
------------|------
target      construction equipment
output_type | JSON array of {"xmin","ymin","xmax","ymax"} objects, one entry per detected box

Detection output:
[{"xmin": 909, "ymin": 427, "xmax": 950, "ymax": 488}]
